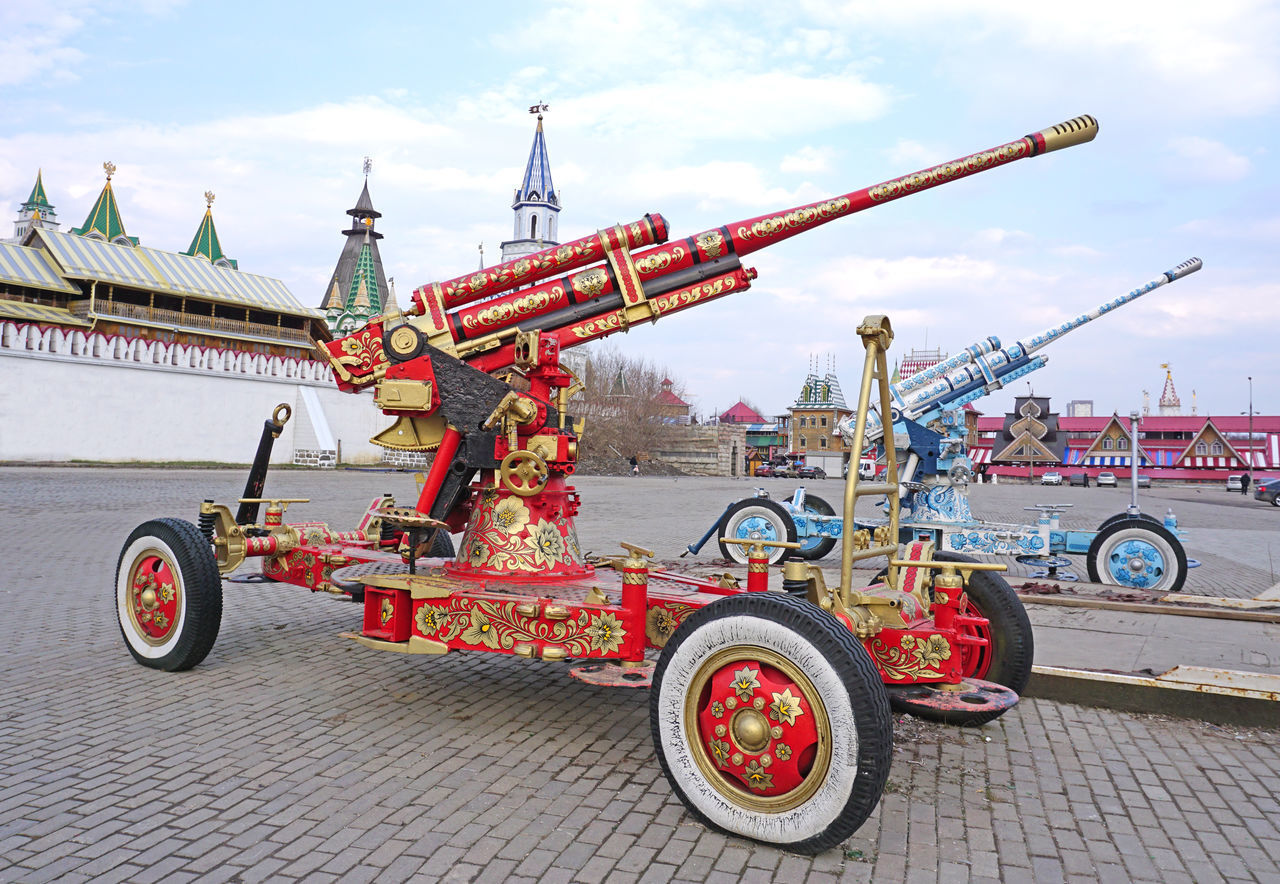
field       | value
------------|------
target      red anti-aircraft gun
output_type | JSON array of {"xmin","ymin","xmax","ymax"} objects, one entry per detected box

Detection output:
[{"xmin": 116, "ymin": 116, "xmax": 1097, "ymax": 853}]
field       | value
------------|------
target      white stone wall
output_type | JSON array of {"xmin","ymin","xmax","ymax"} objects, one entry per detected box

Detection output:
[{"xmin": 0, "ymin": 320, "xmax": 390, "ymax": 464}]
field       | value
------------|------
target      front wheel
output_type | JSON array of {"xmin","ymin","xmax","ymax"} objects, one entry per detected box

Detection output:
[
  {"xmin": 717, "ymin": 498, "xmax": 797, "ymax": 565},
  {"xmin": 116, "ymin": 518, "xmax": 223, "ymax": 671},
  {"xmin": 651, "ymin": 593, "xmax": 892, "ymax": 853},
  {"xmin": 1086, "ymin": 518, "xmax": 1187, "ymax": 593}
]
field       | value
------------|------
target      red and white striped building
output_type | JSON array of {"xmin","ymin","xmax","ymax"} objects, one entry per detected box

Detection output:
[{"xmin": 969, "ymin": 413, "xmax": 1280, "ymax": 482}]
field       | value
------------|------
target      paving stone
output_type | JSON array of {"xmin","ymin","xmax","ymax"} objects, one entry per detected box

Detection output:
[{"xmin": 0, "ymin": 468, "xmax": 1277, "ymax": 883}]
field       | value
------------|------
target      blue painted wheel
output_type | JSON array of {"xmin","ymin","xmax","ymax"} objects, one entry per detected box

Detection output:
[
  {"xmin": 717, "ymin": 498, "xmax": 797, "ymax": 565},
  {"xmin": 1086, "ymin": 517, "xmax": 1187, "ymax": 593},
  {"xmin": 795, "ymin": 493, "xmax": 837, "ymax": 562}
]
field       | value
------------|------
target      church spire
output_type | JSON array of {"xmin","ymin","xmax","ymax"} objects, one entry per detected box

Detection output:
[
  {"xmin": 1158, "ymin": 363, "xmax": 1181, "ymax": 416},
  {"xmin": 72, "ymin": 161, "xmax": 134, "ymax": 245},
  {"xmin": 182, "ymin": 191, "xmax": 236, "ymax": 268},
  {"xmin": 10, "ymin": 169, "xmax": 60, "ymax": 241},
  {"xmin": 321, "ymin": 157, "xmax": 390, "ymax": 333},
  {"xmin": 501, "ymin": 105, "xmax": 562, "ymax": 263}
]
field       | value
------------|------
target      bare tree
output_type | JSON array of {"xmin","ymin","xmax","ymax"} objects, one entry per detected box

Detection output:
[{"xmin": 568, "ymin": 345, "xmax": 689, "ymax": 463}]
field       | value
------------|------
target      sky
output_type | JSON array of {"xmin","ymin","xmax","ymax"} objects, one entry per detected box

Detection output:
[{"xmin": 3, "ymin": 0, "xmax": 1277, "ymax": 423}]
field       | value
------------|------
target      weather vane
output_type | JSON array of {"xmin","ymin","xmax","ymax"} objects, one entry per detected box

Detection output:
[
  {"xmin": 204, "ymin": 190, "xmax": 216, "ymax": 208},
  {"xmin": 529, "ymin": 102, "xmax": 549, "ymax": 116},
  {"xmin": 103, "ymin": 161, "xmax": 116, "ymax": 181},
  {"xmin": 363, "ymin": 156, "xmax": 372, "ymax": 177}
]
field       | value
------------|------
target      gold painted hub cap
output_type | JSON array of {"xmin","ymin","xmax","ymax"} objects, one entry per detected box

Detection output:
[
  {"xmin": 127, "ymin": 552, "xmax": 182, "ymax": 645},
  {"xmin": 686, "ymin": 647, "xmax": 831, "ymax": 812}
]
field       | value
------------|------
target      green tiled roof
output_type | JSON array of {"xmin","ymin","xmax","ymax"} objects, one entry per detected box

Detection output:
[
  {"xmin": 71, "ymin": 179, "xmax": 131, "ymax": 243},
  {"xmin": 23, "ymin": 170, "xmax": 53, "ymax": 211},
  {"xmin": 183, "ymin": 208, "xmax": 231, "ymax": 266}
]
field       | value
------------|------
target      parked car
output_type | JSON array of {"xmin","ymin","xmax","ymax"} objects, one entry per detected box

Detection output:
[
  {"xmin": 1096, "ymin": 471, "xmax": 1117, "ymax": 487},
  {"xmin": 795, "ymin": 465, "xmax": 827, "ymax": 479},
  {"xmin": 1068, "ymin": 473, "xmax": 1090, "ymax": 487},
  {"xmin": 1254, "ymin": 478, "xmax": 1280, "ymax": 506},
  {"xmin": 1041, "ymin": 471, "xmax": 1063, "ymax": 485},
  {"xmin": 1136, "ymin": 474, "xmax": 1151, "ymax": 488},
  {"xmin": 1226, "ymin": 474, "xmax": 1243, "ymax": 492},
  {"xmin": 754, "ymin": 463, "xmax": 780, "ymax": 478}
]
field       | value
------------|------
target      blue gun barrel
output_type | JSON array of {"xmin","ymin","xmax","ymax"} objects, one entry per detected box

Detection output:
[{"xmin": 840, "ymin": 258, "xmax": 1202, "ymax": 446}]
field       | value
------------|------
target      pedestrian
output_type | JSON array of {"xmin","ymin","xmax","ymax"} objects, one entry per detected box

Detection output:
[
  {"xmin": 1241, "ymin": 472, "xmax": 1251, "ymax": 495},
  {"xmin": 629, "ymin": 455, "xmax": 639, "ymax": 477}
]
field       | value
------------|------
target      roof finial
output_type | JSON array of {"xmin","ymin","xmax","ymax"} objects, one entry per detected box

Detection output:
[
  {"xmin": 529, "ymin": 102, "xmax": 549, "ymax": 121},
  {"xmin": 103, "ymin": 161, "xmax": 116, "ymax": 181},
  {"xmin": 478, "ymin": 242, "xmax": 485, "ymax": 270},
  {"xmin": 363, "ymin": 156, "xmax": 372, "ymax": 178},
  {"xmin": 204, "ymin": 190, "xmax": 215, "ymax": 208}
]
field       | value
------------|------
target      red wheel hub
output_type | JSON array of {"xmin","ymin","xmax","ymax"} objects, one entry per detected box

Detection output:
[
  {"xmin": 695, "ymin": 659, "xmax": 820, "ymax": 798},
  {"xmin": 954, "ymin": 604, "xmax": 993, "ymax": 680},
  {"xmin": 129, "ymin": 555, "xmax": 181, "ymax": 643}
]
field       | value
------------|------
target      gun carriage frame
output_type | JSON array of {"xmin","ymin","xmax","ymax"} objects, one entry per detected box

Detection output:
[{"xmin": 115, "ymin": 116, "xmax": 1098, "ymax": 852}]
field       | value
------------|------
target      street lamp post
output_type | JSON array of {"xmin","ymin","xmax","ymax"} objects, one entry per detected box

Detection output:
[{"xmin": 1248, "ymin": 375, "xmax": 1254, "ymax": 475}]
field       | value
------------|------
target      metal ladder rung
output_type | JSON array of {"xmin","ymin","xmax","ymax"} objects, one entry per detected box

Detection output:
[
  {"xmin": 852, "ymin": 482, "xmax": 897, "ymax": 497},
  {"xmin": 845, "ymin": 544, "xmax": 898, "ymax": 564}
]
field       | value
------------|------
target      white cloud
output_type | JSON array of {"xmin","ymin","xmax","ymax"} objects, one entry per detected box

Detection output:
[
  {"xmin": 781, "ymin": 146, "xmax": 834, "ymax": 174},
  {"xmin": 1163, "ymin": 137, "xmax": 1253, "ymax": 183}
]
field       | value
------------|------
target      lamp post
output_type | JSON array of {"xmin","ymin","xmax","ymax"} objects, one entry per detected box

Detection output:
[{"xmin": 1248, "ymin": 375, "xmax": 1254, "ymax": 474}]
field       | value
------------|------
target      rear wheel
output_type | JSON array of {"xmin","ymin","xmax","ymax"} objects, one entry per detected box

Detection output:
[
  {"xmin": 717, "ymin": 498, "xmax": 797, "ymax": 565},
  {"xmin": 651, "ymin": 593, "xmax": 891, "ymax": 853},
  {"xmin": 795, "ymin": 494, "xmax": 837, "ymax": 562},
  {"xmin": 888, "ymin": 551, "xmax": 1034, "ymax": 727},
  {"xmin": 1087, "ymin": 518, "xmax": 1187, "ymax": 593},
  {"xmin": 116, "ymin": 518, "xmax": 222, "ymax": 671}
]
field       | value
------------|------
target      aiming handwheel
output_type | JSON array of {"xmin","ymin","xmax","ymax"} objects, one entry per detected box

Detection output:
[{"xmin": 499, "ymin": 450, "xmax": 549, "ymax": 497}]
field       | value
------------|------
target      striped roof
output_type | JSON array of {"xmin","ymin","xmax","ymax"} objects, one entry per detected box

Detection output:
[
  {"xmin": 32, "ymin": 229, "xmax": 317, "ymax": 318},
  {"xmin": 0, "ymin": 300, "xmax": 90, "ymax": 326},
  {"xmin": 0, "ymin": 241, "xmax": 79, "ymax": 294}
]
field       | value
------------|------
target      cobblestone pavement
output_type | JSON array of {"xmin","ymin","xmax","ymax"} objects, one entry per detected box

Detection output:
[{"xmin": 1, "ymin": 467, "xmax": 1277, "ymax": 883}]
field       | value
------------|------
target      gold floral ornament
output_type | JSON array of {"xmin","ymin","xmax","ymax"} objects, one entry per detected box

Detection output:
[
  {"xmin": 709, "ymin": 739, "xmax": 732, "ymax": 769},
  {"xmin": 416, "ymin": 606, "xmax": 442, "ymax": 634},
  {"xmin": 744, "ymin": 761, "xmax": 774, "ymax": 791},
  {"xmin": 710, "ymin": 701, "xmax": 725, "ymax": 719},
  {"xmin": 461, "ymin": 608, "xmax": 500, "ymax": 649},
  {"xmin": 492, "ymin": 497, "xmax": 531, "ymax": 535},
  {"xmin": 769, "ymin": 688, "xmax": 805, "ymax": 727},
  {"xmin": 585, "ymin": 612, "xmax": 626, "ymax": 654},
  {"xmin": 467, "ymin": 538, "xmax": 491, "ymax": 568},
  {"xmin": 529, "ymin": 520, "xmax": 566, "ymax": 567},
  {"xmin": 775, "ymin": 743, "xmax": 793, "ymax": 761},
  {"xmin": 907, "ymin": 634, "xmax": 951, "ymax": 669},
  {"xmin": 731, "ymin": 666, "xmax": 762, "ymax": 701},
  {"xmin": 340, "ymin": 338, "xmax": 363, "ymax": 356}
]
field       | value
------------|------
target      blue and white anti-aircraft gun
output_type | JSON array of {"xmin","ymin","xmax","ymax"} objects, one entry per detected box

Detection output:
[{"xmin": 686, "ymin": 258, "xmax": 1202, "ymax": 594}]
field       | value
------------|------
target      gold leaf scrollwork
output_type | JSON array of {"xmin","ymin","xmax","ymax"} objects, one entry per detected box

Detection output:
[
  {"xmin": 868, "ymin": 142, "xmax": 1030, "ymax": 202},
  {"xmin": 634, "ymin": 246, "xmax": 686, "ymax": 275},
  {"xmin": 735, "ymin": 198, "xmax": 850, "ymax": 241},
  {"xmin": 571, "ymin": 312, "xmax": 623, "ymax": 339},
  {"xmin": 870, "ymin": 633, "xmax": 953, "ymax": 680},
  {"xmin": 419, "ymin": 598, "xmax": 626, "ymax": 657}
]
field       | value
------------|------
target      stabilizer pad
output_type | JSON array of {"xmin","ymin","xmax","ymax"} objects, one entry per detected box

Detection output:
[{"xmin": 884, "ymin": 678, "xmax": 1018, "ymax": 716}]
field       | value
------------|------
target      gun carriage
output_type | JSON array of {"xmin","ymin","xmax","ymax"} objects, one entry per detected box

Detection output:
[
  {"xmin": 694, "ymin": 259, "xmax": 1202, "ymax": 594},
  {"xmin": 116, "ymin": 116, "xmax": 1096, "ymax": 853}
]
